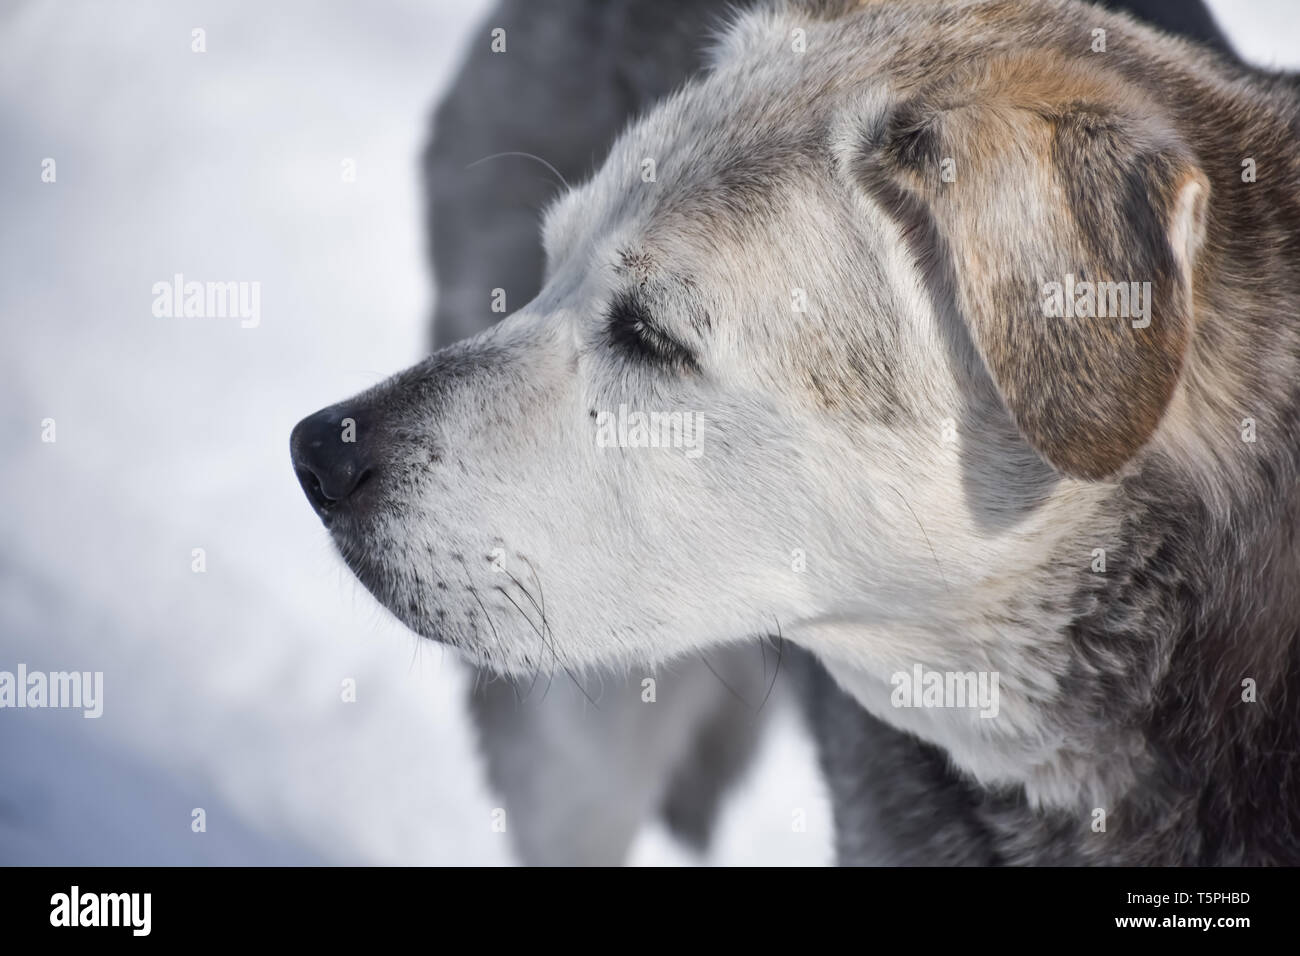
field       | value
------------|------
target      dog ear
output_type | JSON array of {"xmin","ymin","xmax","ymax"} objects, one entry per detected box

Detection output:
[{"xmin": 858, "ymin": 68, "xmax": 1209, "ymax": 480}]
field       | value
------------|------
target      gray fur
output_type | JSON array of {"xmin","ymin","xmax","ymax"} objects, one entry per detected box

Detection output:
[{"xmin": 298, "ymin": 0, "xmax": 1299, "ymax": 865}]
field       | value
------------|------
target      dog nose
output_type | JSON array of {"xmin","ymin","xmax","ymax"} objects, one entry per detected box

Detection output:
[{"xmin": 290, "ymin": 405, "xmax": 372, "ymax": 517}]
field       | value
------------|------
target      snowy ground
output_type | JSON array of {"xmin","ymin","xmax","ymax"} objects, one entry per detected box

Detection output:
[{"xmin": 0, "ymin": 0, "xmax": 1294, "ymax": 866}]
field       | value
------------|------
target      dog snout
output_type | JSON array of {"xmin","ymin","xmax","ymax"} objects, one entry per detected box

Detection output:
[{"xmin": 290, "ymin": 404, "xmax": 373, "ymax": 519}]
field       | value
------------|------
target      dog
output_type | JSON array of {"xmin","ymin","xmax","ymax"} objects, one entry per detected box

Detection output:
[
  {"xmin": 419, "ymin": 0, "xmax": 1239, "ymax": 867},
  {"xmin": 293, "ymin": 0, "xmax": 1300, "ymax": 864}
]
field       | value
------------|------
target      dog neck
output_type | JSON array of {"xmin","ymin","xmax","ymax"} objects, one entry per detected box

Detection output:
[{"xmin": 805, "ymin": 365, "xmax": 1300, "ymax": 859}]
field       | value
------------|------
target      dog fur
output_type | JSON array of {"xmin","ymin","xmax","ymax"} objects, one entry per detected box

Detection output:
[{"xmin": 298, "ymin": 0, "xmax": 1300, "ymax": 864}]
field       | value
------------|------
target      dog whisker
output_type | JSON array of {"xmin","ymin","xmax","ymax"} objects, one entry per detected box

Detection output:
[
  {"xmin": 464, "ymin": 150, "xmax": 570, "ymax": 192},
  {"xmin": 699, "ymin": 652, "xmax": 752, "ymax": 710},
  {"xmin": 757, "ymin": 619, "xmax": 785, "ymax": 715}
]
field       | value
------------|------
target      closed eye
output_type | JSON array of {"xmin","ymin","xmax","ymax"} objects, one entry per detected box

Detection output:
[{"xmin": 605, "ymin": 292, "xmax": 698, "ymax": 372}]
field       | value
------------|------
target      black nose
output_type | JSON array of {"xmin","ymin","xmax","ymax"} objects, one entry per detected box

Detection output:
[{"xmin": 290, "ymin": 405, "xmax": 372, "ymax": 518}]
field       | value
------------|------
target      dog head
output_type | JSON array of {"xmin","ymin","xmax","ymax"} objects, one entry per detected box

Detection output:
[{"xmin": 292, "ymin": 0, "xmax": 1219, "ymax": 779}]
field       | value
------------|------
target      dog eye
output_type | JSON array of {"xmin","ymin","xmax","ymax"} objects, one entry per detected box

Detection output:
[{"xmin": 605, "ymin": 294, "xmax": 698, "ymax": 371}]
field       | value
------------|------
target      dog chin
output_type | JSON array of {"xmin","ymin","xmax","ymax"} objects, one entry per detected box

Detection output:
[
  {"xmin": 329, "ymin": 529, "xmax": 500, "ymax": 660},
  {"xmin": 327, "ymin": 530, "xmax": 422, "ymax": 632}
]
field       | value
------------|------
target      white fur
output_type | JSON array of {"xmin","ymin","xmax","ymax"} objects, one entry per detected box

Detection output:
[{"xmin": 340, "ymin": 3, "xmax": 1144, "ymax": 811}]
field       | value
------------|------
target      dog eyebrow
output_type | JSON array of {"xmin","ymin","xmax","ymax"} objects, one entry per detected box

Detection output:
[
  {"xmin": 613, "ymin": 248, "xmax": 712, "ymax": 337},
  {"xmin": 616, "ymin": 247, "xmax": 655, "ymax": 276}
]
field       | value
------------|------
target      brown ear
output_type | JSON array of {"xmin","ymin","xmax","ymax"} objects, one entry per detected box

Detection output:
[{"xmin": 861, "ymin": 62, "xmax": 1208, "ymax": 480}]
